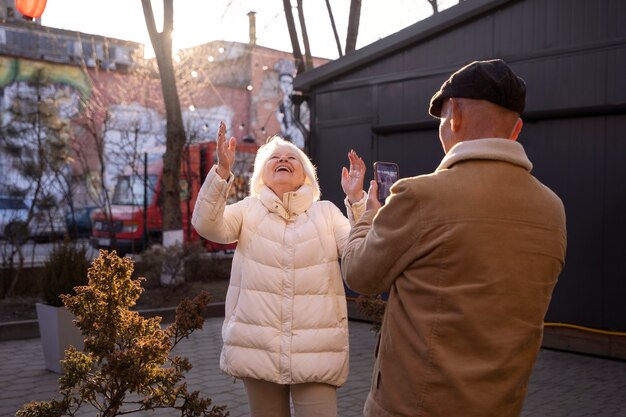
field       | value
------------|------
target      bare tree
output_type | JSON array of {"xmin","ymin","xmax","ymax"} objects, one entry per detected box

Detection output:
[
  {"xmin": 426, "ymin": 0, "xmax": 439, "ymax": 14},
  {"xmin": 71, "ymin": 79, "xmax": 153, "ymax": 253},
  {"xmin": 141, "ymin": 0, "xmax": 186, "ymax": 242},
  {"xmin": 286, "ymin": 0, "xmax": 362, "ymax": 64},
  {"xmin": 345, "ymin": 0, "xmax": 362, "ymax": 54},
  {"xmin": 296, "ymin": 0, "xmax": 313, "ymax": 70},
  {"xmin": 325, "ymin": 0, "xmax": 343, "ymax": 57},
  {"xmin": 282, "ymin": 0, "xmax": 306, "ymax": 75}
]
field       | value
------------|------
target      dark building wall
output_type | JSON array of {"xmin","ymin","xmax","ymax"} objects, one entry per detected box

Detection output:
[{"xmin": 297, "ymin": 0, "xmax": 626, "ymax": 332}]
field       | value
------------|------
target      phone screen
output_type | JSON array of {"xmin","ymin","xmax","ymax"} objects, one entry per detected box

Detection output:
[{"xmin": 374, "ymin": 162, "xmax": 399, "ymax": 204}]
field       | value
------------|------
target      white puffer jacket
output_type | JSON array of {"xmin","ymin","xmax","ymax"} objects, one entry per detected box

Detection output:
[{"xmin": 192, "ymin": 166, "xmax": 364, "ymax": 387}]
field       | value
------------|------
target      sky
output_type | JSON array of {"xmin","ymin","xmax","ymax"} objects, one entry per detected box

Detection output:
[{"xmin": 41, "ymin": 0, "xmax": 458, "ymax": 60}]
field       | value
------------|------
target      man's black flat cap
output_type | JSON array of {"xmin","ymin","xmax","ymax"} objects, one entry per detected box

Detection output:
[{"xmin": 429, "ymin": 59, "xmax": 526, "ymax": 118}]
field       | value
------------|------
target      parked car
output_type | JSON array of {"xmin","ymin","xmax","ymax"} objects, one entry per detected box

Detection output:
[
  {"xmin": 0, "ymin": 195, "xmax": 66, "ymax": 242},
  {"xmin": 66, "ymin": 206, "xmax": 97, "ymax": 238}
]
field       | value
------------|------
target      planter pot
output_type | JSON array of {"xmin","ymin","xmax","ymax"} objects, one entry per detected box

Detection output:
[{"xmin": 35, "ymin": 303, "xmax": 84, "ymax": 374}]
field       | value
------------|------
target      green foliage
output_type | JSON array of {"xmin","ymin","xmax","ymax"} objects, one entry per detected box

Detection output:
[
  {"xmin": 41, "ymin": 243, "xmax": 90, "ymax": 307},
  {"xmin": 18, "ymin": 250, "xmax": 228, "ymax": 417}
]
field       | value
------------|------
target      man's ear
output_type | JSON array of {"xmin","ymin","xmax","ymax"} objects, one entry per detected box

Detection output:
[
  {"xmin": 450, "ymin": 99, "xmax": 462, "ymax": 133},
  {"xmin": 510, "ymin": 118, "xmax": 523, "ymax": 141}
]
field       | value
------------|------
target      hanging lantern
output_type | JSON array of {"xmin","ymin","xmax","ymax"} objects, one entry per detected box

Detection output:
[{"xmin": 16, "ymin": 0, "xmax": 48, "ymax": 20}]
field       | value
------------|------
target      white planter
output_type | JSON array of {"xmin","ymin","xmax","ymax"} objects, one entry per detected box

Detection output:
[{"xmin": 35, "ymin": 303, "xmax": 84, "ymax": 374}]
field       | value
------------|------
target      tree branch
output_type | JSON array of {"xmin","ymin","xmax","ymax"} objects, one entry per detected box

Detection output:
[
  {"xmin": 282, "ymin": 0, "xmax": 306, "ymax": 74},
  {"xmin": 345, "ymin": 0, "xmax": 362, "ymax": 54},
  {"xmin": 325, "ymin": 0, "xmax": 343, "ymax": 57}
]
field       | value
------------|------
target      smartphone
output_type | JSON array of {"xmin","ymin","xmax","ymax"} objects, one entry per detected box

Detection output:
[{"xmin": 373, "ymin": 162, "xmax": 399, "ymax": 204}]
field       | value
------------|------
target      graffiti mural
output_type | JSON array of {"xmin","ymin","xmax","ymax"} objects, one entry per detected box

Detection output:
[
  {"xmin": 274, "ymin": 59, "xmax": 309, "ymax": 149},
  {"xmin": 0, "ymin": 57, "xmax": 91, "ymax": 99},
  {"xmin": 0, "ymin": 58, "xmax": 89, "ymax": 206}
]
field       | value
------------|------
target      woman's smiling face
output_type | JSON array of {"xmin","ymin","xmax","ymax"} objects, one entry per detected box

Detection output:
[{"xmin": 262, "ymin": 146, "xmax": 306, "ymax": 196}]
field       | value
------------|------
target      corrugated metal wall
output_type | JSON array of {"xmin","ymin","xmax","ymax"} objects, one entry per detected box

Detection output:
[{"xmin": 306, "ymin": 0, "xmax": 626, "ymax": 331}]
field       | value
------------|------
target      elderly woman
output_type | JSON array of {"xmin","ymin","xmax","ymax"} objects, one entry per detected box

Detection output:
[{"xmin": 191, "ymin": 122, "xmax": 366, "ymax": 417}]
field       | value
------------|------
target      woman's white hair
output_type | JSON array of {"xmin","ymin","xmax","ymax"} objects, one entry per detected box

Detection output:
[{"xmin": 249, "ymin": 136, "xmax": 320, "ymax": 201}]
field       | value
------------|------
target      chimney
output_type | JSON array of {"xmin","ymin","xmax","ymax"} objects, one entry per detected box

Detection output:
[{"xmin": 247, "ymin": 11, "xmax": 257, "ymax": 45}]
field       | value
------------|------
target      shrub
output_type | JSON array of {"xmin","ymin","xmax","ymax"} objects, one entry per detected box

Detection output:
[
  {"xmin": 40, "ymin": 242, "xmax": 90, "ymax": 307},
  {"xmin": 356, "ymin": 294, "xmax": 387, "ymax": 334},
  {"xmin": 17, "ymin": 250, "xmax": 228, "ymax": 417},
  {"xmin": 184, "ymin": 252, "xmax": 232, "ymax": 282},
  {"xmin": 140, "ymin": 241, "xmax": 207, "ymax": 287}
]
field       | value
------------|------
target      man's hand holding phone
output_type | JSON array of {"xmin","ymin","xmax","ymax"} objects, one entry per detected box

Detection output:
[
  {"xmin": 373, "ymin": 161, "xmax": 399, "ymax": 205},
  {"xmin": 366, "ymin": 180, "xmax": 383, "ymax": 211}
]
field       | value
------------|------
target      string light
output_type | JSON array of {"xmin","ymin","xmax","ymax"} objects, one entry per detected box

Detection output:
[
  {"xmin": 162, "ymin": 38, "xmax": 324, "ymax": 142},
  {"xmin": 23, "ymin": 14, "xmax": 313, "ymax": 148}
]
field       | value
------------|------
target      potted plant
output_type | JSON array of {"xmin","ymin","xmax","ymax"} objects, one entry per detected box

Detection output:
[
  {"xmin": 35, "ymin": 242, "xmax": 90, "ymax": 373},
  {"xmin": 18, "ymin": 250, "xmax": 227, "ymax": 417}
]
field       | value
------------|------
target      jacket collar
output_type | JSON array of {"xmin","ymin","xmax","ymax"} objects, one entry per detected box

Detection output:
[
  {"xmin": 436, "ymin": 138, "xmax": 533, "ymax": 172},
  {"xmin": 260, "ymin": 184, "xmax": 314, "ymax": 221}
]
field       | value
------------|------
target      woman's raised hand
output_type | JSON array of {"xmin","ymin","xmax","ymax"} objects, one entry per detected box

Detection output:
[
  {"xmin": 216, "ymin": 121, "xmax": 237, "ymax": 180},
  {"xmin": 341, "ymin": 149, "xmax": 366, "ymax": 204}
]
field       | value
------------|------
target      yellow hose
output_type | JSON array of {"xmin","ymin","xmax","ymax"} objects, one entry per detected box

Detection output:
[
  {"xmin": 544, "ymin": 322, "xmax": 626, "ymax": 337},
  {"xmin": 348, "ymin": 297, "xmax": 626, "ymax": 337}
]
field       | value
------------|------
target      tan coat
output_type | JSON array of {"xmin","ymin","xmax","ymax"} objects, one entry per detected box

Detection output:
[
  {"xmin": 192, "ymin": 166, "xmax": 364, "ymax": 387},
  {"xmin": 342, "ymin": 139, "xmax": 567, "ymax": 417}
]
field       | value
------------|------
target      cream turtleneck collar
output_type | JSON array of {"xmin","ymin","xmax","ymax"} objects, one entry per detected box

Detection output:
[{"xmin": 259, "ymin": 184, "xmax": 315, "ymax": 221}]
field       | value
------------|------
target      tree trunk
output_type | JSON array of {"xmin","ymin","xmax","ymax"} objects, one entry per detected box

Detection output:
[
  {"xmin": 345, "ymin": 0, "xmax": 362, "ymax": 54},
  {"xmin": 296, "ymin": 0, "xmax": 313, "ymax": 70},
  {"xmin": 324, "ymin": 0, "xmax": 343, "ymax": 57},
  {"xmin": 282, "ymin": 0, "xmax": 306, "ymax": 75},
  {"xmin": 141, "ymin": 0, "xmax": 185, "ymax": 233}
]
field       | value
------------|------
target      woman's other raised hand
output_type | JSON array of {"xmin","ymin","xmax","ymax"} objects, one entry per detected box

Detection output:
[
  {"xmin": 216, "ymin": 121, "xmax": 237, "ymax": 180},
  {"xmin": 341, "ymin": 149, "xmax": 366, "ymax": 204}
]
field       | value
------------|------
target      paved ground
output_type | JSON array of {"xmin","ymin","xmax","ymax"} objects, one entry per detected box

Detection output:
[{"xmin": 1, "ymin": 317, "xmax": 626, "ymax": 417}]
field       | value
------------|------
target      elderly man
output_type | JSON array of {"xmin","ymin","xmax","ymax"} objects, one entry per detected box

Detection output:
[{"xmin": 342, "ymin": 59, "xmax": 567, "ymax": 417}]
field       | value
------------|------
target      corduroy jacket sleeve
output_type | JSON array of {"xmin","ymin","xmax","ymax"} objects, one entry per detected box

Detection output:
[{"xmin": 341, "ymin": 179, "xmax": 423, "ymax": 295}]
